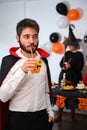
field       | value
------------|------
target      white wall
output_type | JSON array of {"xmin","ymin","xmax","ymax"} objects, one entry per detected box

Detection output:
[
  {"xmin": 0, "ymin": 0, "xmax": 87, "ymax": 83},
  {"xmin": 0, "ymin": 0, "xmax": 25, "ymax": 61}
]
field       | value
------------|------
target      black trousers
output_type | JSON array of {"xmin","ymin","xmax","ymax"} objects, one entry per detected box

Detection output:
[{"xmin": 6, "ymin": 109, "xmax": 53, "ymax": 130}]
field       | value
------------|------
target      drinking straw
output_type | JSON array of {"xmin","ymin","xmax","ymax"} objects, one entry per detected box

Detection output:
[{"xmin": 30, "ymin": 47, "xmax": 34, "ymax": 58}]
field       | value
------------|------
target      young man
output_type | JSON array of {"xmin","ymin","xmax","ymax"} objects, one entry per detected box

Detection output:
[{"xmin": 0, "ymin": 18, "xmax": 54, "ymax": 130}]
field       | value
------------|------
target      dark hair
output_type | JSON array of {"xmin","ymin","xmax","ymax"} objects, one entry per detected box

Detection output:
[{"xmin": 16, "ymin": 18, "xmax": 39, "ymax": 36}]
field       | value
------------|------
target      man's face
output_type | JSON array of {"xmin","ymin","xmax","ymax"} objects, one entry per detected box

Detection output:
[{"xmin": 16, "ymin": 27, "xmax": 39, "ymax": 54}]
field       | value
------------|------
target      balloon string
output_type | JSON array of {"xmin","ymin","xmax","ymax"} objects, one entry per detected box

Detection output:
[
  {"xmin": 63, "ymin": 47, "xmax": 66, "ymax": 64},
  {"xmin": 68, "ymin": 58, "xmax": 72, "ymax": 63}
]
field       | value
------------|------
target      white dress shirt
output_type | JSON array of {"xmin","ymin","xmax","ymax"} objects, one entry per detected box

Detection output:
[{"xmin": 0, "ymin": 48, "xmax": 54, "ymax": 118}]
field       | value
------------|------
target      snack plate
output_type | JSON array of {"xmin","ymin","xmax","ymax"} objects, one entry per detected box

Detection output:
[
  {"xmin": 61, "ymin": 86, "xmax": 75, "ymax": 91},
  {"xmin": 62, "ymin": 88, "xmax": 75, "ymax": 91},
  {"xmin": 76, "ymin": 86, "xmax": 87, "ymax": 90},
  {"xmin": 75, "ymin": 87, "xmax": 87, "ymax": 93}
]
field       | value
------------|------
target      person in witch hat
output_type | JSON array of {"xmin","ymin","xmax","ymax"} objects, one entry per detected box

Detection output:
[
  {"xmin": 56, "ymin": 24, "xmax": 84, "ymax": 122},
  {"xmin": 59, "ymin": 24, "xmax": 84, "ymax": 86}
]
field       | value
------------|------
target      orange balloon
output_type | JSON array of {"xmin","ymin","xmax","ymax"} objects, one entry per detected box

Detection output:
[
  {"xmin": 67, "ymin": 9, "xmax": 81, "ymax": 21},
  {"xmin": 76, "ymin": 8, "xmax": 84, "ymax": 19},
  {"xmin": 52, "ymin": 42, "xmax": 65, "ymax": 54}
]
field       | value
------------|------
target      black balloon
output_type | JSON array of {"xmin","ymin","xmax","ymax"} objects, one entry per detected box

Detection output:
[
  {"xmin": 56, "ymin": 2, "xmax": 68, "ymax": 16},
  {"xmin": 84, "ymin": 35, "xmax": 87, "ymax": 43},
  {"xmin": 49, "ymin": 32, "xmax": 59, "ymax": 43}
]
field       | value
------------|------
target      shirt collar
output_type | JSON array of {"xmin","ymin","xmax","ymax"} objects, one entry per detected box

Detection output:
[{"xmin": 16, "ymin": 48, "xmax": 41, "ymax": 60}]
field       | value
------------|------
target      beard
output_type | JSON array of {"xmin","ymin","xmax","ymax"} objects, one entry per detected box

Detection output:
[{"xmin": 18, "ymin": 40, "xmax": 38, "ymax": 54}]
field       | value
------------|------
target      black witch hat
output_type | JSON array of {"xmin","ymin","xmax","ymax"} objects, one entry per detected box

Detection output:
[{"xmin": 63, "ymin": 24, "xmax": 82, "ymax": 49}]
